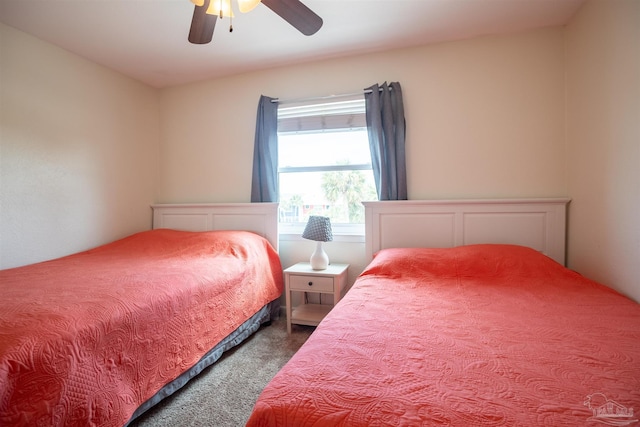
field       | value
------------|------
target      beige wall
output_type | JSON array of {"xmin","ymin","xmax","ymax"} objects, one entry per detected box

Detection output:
[
  {"xmin": 0, "ymin": 23, "xmax": 160, "ymax": 269},
  {"xmin": 565, "ymin": 0, "xmax": 640, "ymax": 301},
  {"xmin": 159, "ymin": 27, "xmax": 567, "ymax": 203},
  {"xmin": 159, "ymin": 27, "xmax": 568, "ymax": 284}
]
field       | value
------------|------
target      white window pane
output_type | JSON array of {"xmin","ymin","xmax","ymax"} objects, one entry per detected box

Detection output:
[
  {"xmin": 278, "ymin": 131, "xmax": 370, "ymax": 168},
  {"xmin": 279, "ymin": 169, "xmax": 376, "ymax": 224},
  {"xmin": 277, "ymin": 98, "xmax": 375, "ymax": 232}
]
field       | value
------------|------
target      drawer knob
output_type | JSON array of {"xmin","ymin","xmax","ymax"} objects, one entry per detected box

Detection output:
[{"xmin": 308, "ymin": 281, "xmax": 313, "ymax": 286}]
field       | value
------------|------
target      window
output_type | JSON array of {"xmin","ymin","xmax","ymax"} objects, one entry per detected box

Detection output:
[{"xmin": 277, "ymin": 96, "xmax": 376, "ymax": 236}]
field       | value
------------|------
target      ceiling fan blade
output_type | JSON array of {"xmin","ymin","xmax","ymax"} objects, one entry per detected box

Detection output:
[
  {"xmin": 189, "ymin": 0, "xmax": 218, "ymax": 44},
  {"xmin": 261, "ymin": 0, "xmax": 323, "ymax": 36}
]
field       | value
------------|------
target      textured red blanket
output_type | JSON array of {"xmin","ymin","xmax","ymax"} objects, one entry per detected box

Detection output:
[
  {"xmin": 0, "ymin": 229, "xmax": 282, "ymax": 426},
  {"xmin": 247, "ymin": 244, "xmax": 640, "ymax": 426}
]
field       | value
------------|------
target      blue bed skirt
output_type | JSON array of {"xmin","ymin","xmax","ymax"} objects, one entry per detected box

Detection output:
[{"xmin": 126, "ymin": 299, "xmax": 280, "ymax": 425}]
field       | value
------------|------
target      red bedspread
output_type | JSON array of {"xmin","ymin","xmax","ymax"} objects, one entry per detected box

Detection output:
[
  {"xmin": 247, "ymin": 245, "xmax": 640, "ymax": 426},
  {"xmin": 0, "ymin": 229, "xmax": 283, "ymax": 426}
]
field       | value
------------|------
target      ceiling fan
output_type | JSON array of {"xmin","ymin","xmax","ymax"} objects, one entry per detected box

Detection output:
[{"xmin": 188, "ymin": 0, "xmax": 323, "ymax": 45}]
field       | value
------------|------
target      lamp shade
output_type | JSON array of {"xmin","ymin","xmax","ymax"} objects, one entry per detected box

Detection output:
[{"xmin": 302, "ymin": 216, "xmax": 333, "ymax": 242}]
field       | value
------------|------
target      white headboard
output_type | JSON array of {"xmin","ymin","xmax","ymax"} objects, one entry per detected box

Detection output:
[
  {"xmin": 151, "ymin": 203, "xmax": 279, "ymax": 251},
  {"xmin": 363, "ymin": 198, "xmax": 570, "ymax": 265}
]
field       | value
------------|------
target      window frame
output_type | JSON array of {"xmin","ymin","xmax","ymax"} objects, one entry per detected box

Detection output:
[{"xmin": 276, "ymin": 96, "xmax": 373, "ymax": 239}]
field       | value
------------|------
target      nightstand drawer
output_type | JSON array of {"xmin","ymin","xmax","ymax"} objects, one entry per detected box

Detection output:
[{"xmin": 289, "ymin": 275, "xmax": 334, "ymax": 292}]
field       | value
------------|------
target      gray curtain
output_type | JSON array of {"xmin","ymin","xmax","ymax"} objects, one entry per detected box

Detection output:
[
  {"xmin": 250, "ymin": 95, "xmax": 279, "ymax": 202},
  {"xmin": 364, "ymin": 82, "xmax": 407, "ymax": 200}
]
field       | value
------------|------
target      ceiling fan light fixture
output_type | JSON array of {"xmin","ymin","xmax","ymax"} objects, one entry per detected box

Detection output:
[
  {"xmin": 199, "ymin": 0, "xmax": 235, "ymax": 18},
  {"xmin": 187, "ymin": 0, "xmax": 322, "ymax": 44},
  {"xmin": 238, "ymin": 0, "xmax": 261, "ymax": 13}
]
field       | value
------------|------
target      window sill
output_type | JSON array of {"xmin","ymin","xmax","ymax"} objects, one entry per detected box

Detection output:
[
  {"xmin": 279, "ymin": 222, "xmax": 364, "ymax": 241},
  {"xmin": 279, "ymin": 233, "xmax": 364, "ymax": 244}
]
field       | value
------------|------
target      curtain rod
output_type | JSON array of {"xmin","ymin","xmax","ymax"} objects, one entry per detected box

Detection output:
[{"xmin": 271, "ymin": 86, "xmax": 390, "ymax": 105}]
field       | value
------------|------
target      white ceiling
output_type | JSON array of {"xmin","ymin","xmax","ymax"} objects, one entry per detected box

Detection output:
[{"xmin": 0, "ymin": 0, "xmax": 585, "ymax": 88}]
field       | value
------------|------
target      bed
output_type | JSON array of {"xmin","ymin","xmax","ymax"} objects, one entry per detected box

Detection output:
[
  {"xmin": 0, "ymin": 203, "xmax": 283, "ymax": 427},
  {"xmin": 246, "ymin": 199, "xmax": 640, "ymax": 426}
]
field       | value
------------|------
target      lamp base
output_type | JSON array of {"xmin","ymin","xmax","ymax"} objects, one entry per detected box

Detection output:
[{"xmin": 309, "ymin": 241, "xmax": 329, "ymax": 270}]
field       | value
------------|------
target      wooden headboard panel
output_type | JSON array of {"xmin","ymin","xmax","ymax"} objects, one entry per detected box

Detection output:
[
  {"xmin": 363, "ymin": 198, "xmax": 570, "ymax": 265},
  {"xmin": 151, "ymin": 203, "xmax": 279, "ymax": 251}
]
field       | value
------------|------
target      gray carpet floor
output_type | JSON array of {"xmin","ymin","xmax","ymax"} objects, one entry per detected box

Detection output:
[{"xmin": 129, "ymin": 316, "xmax": 314, "ymax": 427}]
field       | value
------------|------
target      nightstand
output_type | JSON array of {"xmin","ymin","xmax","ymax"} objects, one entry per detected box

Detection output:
[{"xmin": 284, "ymin": 262, "xmax": 349, "ymax": 334}]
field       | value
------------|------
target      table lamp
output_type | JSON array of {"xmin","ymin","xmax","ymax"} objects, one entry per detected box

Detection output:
[{"xmin": 302, "ymin": 215, "xmax": 333, "ymax": 270}]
